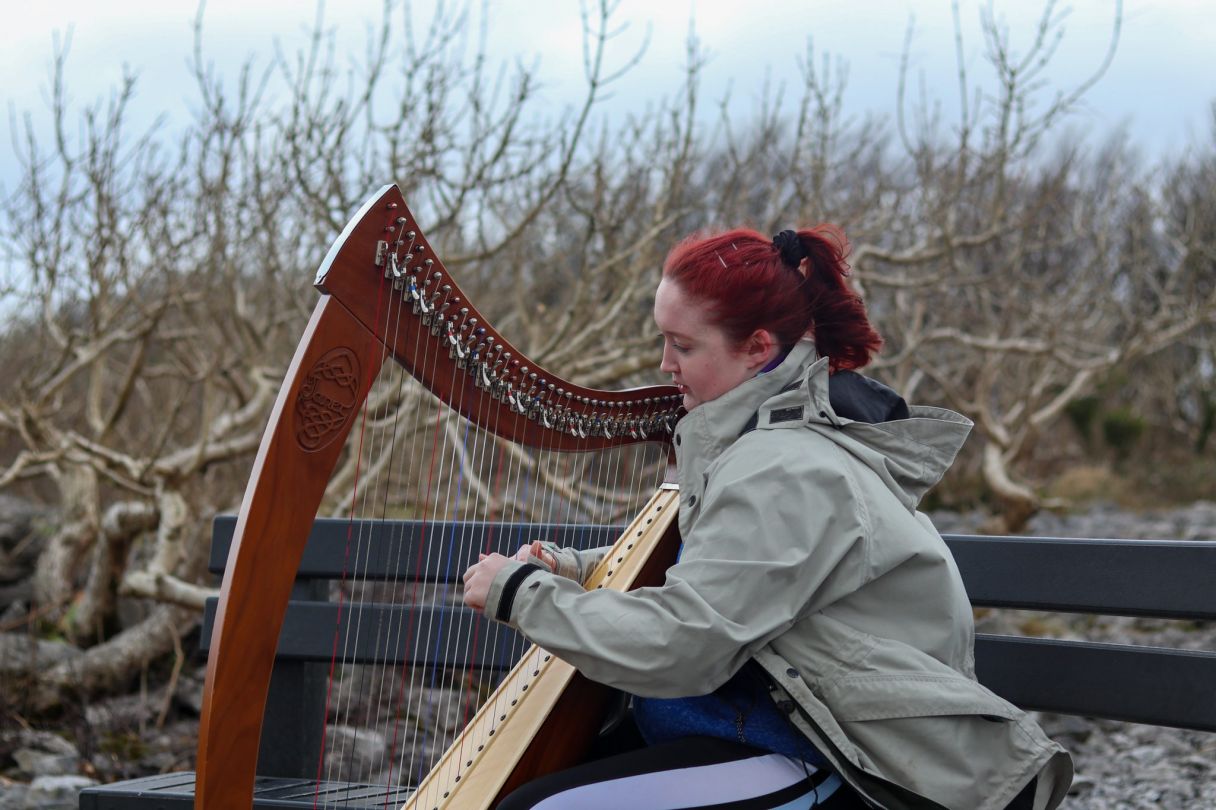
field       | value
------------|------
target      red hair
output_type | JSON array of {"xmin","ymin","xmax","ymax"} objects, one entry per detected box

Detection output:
[{"xmin": 661, "ymin": 225, "xmax": 882, "ymax": 371}]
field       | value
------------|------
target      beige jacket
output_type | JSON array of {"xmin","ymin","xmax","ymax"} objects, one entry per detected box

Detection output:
[{"xmin": 483, "ymin": 341, "xmax": 1072, "ymax": 809}]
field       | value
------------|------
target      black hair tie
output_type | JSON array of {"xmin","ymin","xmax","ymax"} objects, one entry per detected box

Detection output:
[{"xmin": 772, "ymin": 229, "xmax": 807, "ymax": 270}]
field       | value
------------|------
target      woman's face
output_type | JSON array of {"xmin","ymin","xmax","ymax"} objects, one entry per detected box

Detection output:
[{"xmin": 653, "ymin": 278, "xmax": 773, "ymax": 411}]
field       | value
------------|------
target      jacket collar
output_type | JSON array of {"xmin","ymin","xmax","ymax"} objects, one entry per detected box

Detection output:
[{"xmin": 674, "ymin": 339, "xmax": 973, "ymax": 510}]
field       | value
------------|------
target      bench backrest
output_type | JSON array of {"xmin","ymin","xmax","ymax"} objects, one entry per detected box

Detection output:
[
  {"xmin": 200, "ymin": 517, "xmax": 623, "ymax": 668},
  {"xmin": 945, "ymin": 534, "xmax": 1216, "ymax": 732},
  {"xmin": 201, "ymin": 519, "xmax": 1216, "ymax": 734}
]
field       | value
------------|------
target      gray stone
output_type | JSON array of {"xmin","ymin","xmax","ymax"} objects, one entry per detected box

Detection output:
[
  {"xmin": 0, "ymin": 783, "xmax": 30, "ymax": 810},
  {"xmin": 84, "ymin": 689, "xmax": 164, "ymax": 732},
  {"xmin": 11, "ymin": 749, "xmax": 78, "ymax": 779},
  {"xmin": 1066, "ymin": 773, "xmax": 1095, "ymax": 794},
  {"xmin": 413, "ymin": 688, "xmax": 466, "ymax": 735},
  {"xmin": 22, "ymin": 775, "xmax": 96, "ymax": 809},
  {"xmin": 1039, "ymin": 713, "xmax": 1093, "ymax": 744},
  {"xmin": 7, "ymin": 731, "xmax": 77, "ymax": 757},
  {"xmin": 323, "ymin": 726, "xmax": 388, "ymax": 783},
  {"xmin": 5, "ymin": 730, "xmax": 80, "ymax": 781}
]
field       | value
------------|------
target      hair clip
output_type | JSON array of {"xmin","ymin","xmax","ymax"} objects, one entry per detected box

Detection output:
[{"xmin": 715, "ymin": 251, "xmax": 728, "ymax": 268}]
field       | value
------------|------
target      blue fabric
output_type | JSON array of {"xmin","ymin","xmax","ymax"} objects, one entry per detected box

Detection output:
[{"xmin": 633, "ymin": 666, "xmax": 829, "ymax": 767}]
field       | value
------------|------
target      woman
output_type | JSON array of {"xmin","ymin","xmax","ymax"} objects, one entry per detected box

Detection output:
[{"xmin": 462, "ymin": 226, "xmax": 1072, "ymax": 809}]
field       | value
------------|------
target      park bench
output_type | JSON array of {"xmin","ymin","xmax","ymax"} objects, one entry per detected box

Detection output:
[{"xmin": 79, "ymin": 517, "xmax": 1216, "ymax": 808}]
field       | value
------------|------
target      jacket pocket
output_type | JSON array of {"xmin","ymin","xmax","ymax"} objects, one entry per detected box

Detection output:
[{"xmin": 824, "ymin": 672, "xmax": 1021, "ymax": 722}]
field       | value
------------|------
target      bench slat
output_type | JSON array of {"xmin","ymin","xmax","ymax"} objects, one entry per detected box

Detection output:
[
  {"xmin": 209, "ymin": 516, "xmax": 623, "ymax": 581},
  {"xmin": 945, "ymin": 535, "xmax": 1216, "ymax": 620},
  {"xmin": 202, "ymin": 598, "xmax": 523, "ymax": 669},
  {"xmin": 975, "ymin": 634, "xmax": 1216, "ymax": 731},
  {"xmin": 78, "ymin": 773, "xmax": 413, "ymax": 809}
]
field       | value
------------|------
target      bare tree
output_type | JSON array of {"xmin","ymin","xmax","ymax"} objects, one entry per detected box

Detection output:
[
  {"xmin": 821, "ymin": 1, "xmax": 1212, "ymax": 528},
  {"xmin": 0, "ymin": 0, "xmax": 658, "ymax": 709},
  {"xmin": 2, "ymin": 0, "xmax": 1213, "ymax": 713}
]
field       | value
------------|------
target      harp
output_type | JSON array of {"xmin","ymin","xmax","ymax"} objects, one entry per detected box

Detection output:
[{"xmin": 196, "ymin": 184, "xmax": 682, "ymax": 808}]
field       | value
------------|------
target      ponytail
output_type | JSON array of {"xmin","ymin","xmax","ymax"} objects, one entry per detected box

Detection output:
[{"xmin": 795, "ymin": 225, "xmax": 882, "ymax": 371}]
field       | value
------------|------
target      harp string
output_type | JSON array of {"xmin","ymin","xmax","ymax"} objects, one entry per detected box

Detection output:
[
  {"xmin": 448, "ymin": 359, "xmax": 518, "ymax": 737},
  {"xmin": 396, "ymin": 284, "xmax": 457, "ymax": 790},
  {"xmin": 434, "ymin": 419, "xmax": 481, "ymax": 761},
  {"xmin": 305, "ymin": 243, "xmax": 398, "ymax": 804},
  {"xmin": 446, "ymin": 368, "xmax": 538, "ymax": 799},
  {"xmin": 323, "ymin": 252, "xmax": 412, "ymax": 797},
  {"xmin": 357, "ymin": 281, "xmax": 420, "ymax": 777},
  {"xmin": 417, "ymin": 334, "xmax": 482, "ymax": 788},
  {"xmin": 401, "ymin": 288, "xmax": 515, "ymax": 788},
  {"xmin": 378, "ymin": 269, "xmax": 426, "ymax": 792},
  {"xmin": 447, "ymin": 371, "xmax": 538, "ymax": 797},
  {"xmin": 377, "ymin": 281, "xmax": 437, "ymax": 794},
  {"xmin": 437, "ymin": 413, "xmax": 505, "ymax": 795},
  {"xmin": 400, "ymin": 296, "xmax": 462, "ymax": 790},
  {"xmin": 423, "ymin": 377, "xmax": 542, "ymax": 804},
  {"xmin": 323, "ymin": 233, "xmax": 434, "ymax": 796}
]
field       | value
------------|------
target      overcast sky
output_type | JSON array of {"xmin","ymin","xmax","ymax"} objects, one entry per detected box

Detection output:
[{"xmin": 3, "ymin": 0, "xmax": 1214, "ymax": 195}]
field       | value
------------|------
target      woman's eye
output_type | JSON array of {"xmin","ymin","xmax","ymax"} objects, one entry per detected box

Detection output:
[{"xmin": 657, "ymin": 333, "xmax": 690, "ymax": 354}]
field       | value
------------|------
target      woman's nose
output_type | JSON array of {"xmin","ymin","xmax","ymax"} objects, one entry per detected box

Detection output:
[{"xmin": 659, "ymin": 344, "xmax": 677, "ymax": 374}]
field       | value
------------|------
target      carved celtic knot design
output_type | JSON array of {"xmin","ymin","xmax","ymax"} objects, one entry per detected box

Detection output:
[{"xmin": 295, "ymin": 347, "xmax": 361, "ymax": 452}]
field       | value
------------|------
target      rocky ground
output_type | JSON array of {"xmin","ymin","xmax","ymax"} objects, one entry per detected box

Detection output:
[{"xmin": 0, "ymin": 500, "xmax": 1213, "ymax": 809}]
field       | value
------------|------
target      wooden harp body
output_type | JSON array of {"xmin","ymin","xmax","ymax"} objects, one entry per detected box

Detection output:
[{"xmin": 196, "ymin": 184, "xmax": 681, "ymax": 808}]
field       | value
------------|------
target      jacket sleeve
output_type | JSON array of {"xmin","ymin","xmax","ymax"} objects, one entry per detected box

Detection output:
[{"xmin": 481, "ymin": 439, "xmax": 870, "ymax": 697}]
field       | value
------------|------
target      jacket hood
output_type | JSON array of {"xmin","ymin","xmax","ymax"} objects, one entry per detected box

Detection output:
[{"xmin": 677, "ymin": 340, "xmax": 973, "ymax": 511}]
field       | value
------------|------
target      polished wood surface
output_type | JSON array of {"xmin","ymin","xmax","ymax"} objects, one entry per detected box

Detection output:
[{"xmin": 196, "ymin": 295, "xmax": 386, "ymax": 808}]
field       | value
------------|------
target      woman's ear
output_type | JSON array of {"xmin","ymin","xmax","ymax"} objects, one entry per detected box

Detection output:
[{"xmin": 743, "ymin": 329, "xmax": 779, "ymax": 370}]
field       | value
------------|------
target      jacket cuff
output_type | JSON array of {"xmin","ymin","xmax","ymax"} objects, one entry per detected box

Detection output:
[
  {"xmin": 484, "ymin": 560, "xmax": 545, "ymax": 624},
  {"xmin": 540, "ymin": 542, "xmax": 582, "ymax": 581}
]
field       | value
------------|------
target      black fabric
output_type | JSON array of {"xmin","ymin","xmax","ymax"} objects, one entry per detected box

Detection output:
[
  {"xmin": 495, "ymin": 563, "xmax": 543, "ymax": 622},
  {"xmin": 772, "ymin": 229, "xmax": 808, "ymax": 269},
  {"xmin": 827, "ymin": 371, "xmax": 909, "ymax": 424},
  {"xmin": 740, "ymin": 371, "xmax": 908, "ymax": 439}
]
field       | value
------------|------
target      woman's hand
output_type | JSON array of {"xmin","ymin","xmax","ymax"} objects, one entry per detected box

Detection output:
[
  {"xmin": 462, "ymin": 542, "xmax": 556, "ymax": 611},
  {"xmin": 462, "ymin": 553, "xmax": 511, "ymax": 611}
]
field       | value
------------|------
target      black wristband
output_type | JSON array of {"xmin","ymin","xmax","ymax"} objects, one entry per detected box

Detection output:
[{"xmin": 496, "ymin": 563, "xmax": 544, "ymax": 622}]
